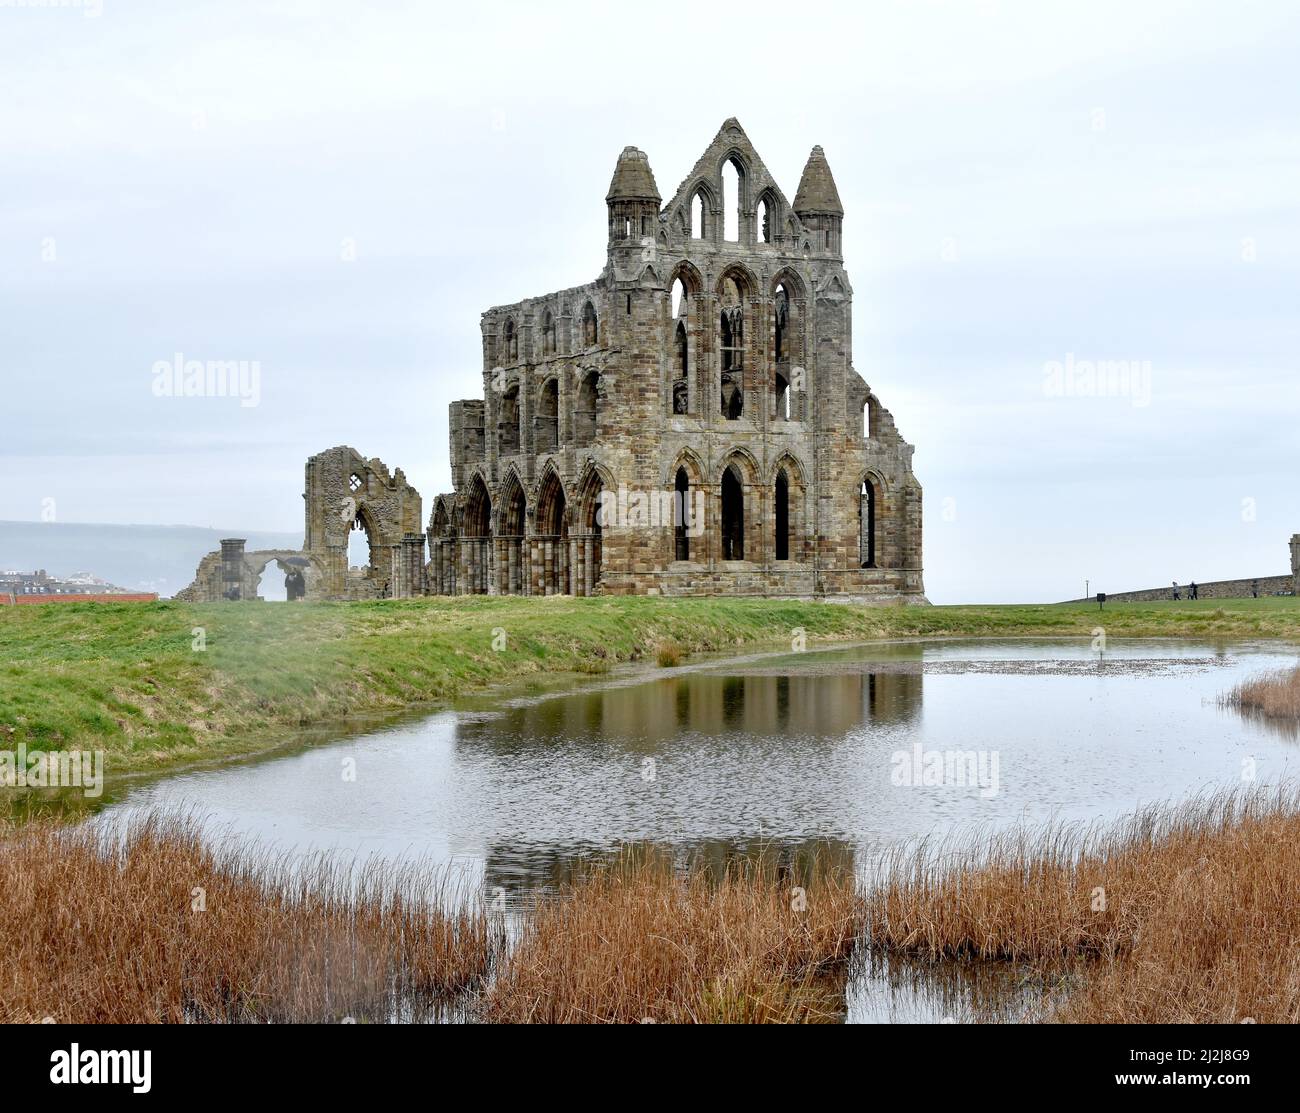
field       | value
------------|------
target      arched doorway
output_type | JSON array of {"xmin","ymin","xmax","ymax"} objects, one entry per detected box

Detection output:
[
  {"xmin": 499, "ymin": 473, "xmax": 527, "ymax": 595},
  {"xmin": 535, "ymin": 470, "xmax": 569, "ymax": 595},
  {"xmin": 575, "ymin": 469, "xmax": 604, "ymax": 596},
  {"xmin": 462, "ymin": 476, "xmax": 492, "ymax": 594}
]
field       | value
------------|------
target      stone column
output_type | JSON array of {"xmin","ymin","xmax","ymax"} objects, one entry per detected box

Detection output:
[{"xmin": 220, "ymin": 539, "xmax": 246, "ymax": 601}]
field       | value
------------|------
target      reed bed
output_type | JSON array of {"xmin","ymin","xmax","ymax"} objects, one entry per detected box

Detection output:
[
  {"xmin": 1220, "ymin": 665, "xmax": 1300, "ymax": 723},
  {"xmin": 485, "ymin": 850, "xmax": 861, "ymax": 1023},
  {"xmin": 5, "ymin": 788, "xmax": 1300, "ymax": 1023},
  {"xmin": 0, "ymin": 813, "xmax": 501, "ymax": 1024},
  {"xmin": 864, "ymin": 787, "xmax": 1300, "ymax": 1023}
]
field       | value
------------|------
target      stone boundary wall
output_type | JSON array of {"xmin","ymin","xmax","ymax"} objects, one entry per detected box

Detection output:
[{"xmin": 1061, "ymin": 574, "xmax": 1293, "ymax": 604}]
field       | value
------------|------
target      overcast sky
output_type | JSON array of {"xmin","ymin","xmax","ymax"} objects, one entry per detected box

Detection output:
[{"xmin": 2, "ymin": 0, "xmax": 1297, "ymax": 603}]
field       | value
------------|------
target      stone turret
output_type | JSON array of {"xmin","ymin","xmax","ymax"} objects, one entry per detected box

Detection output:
[
  {"xmin": 793, "ymin": 144, "xmax": 844, "ymax": 256},
  {"xmin": 606, "ymin": 145, "xmax": 661, "ymax": 247}
]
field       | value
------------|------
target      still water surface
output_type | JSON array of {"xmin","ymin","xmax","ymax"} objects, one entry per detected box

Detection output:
[{"xmin": 97, "ymin": 637, "xmax": 1298, "ymax": 1021}]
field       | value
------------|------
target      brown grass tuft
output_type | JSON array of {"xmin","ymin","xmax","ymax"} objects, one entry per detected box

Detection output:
[
  {"xmin": 655, "ymin": 642, "xmax": 685, "ymax": 668},
  {"xmin": 864, "ymin": 788, "xmax": 1300, "ymax": 1023},
  {"xmin": 0, "ymin": 813, "xmax": 502, "ymax": 1023},
  {"xmin": 485, "ymin": 850, "xmax": 860, "ymax": 1023},
  {"xmin": 1220, "ymin": 665, "xmax": 1300, "ymax": 723}
]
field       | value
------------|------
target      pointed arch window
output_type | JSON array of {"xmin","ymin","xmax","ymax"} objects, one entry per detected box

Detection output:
[
  {"xmin": 674, "ymin": 467, "xmax": 691, "ymax": 561},
  {"xmin": 499, "ymin": 385, "xmax": 521, "ymax": 456},
  {"xmin": 722, "ymin": 159, "xmax": 741, "ymax": 242},
  {"xmin": 581, "ymin": 302, "xmax": 598, "ymax": 347},
  {"xmin": 575, "ymin": 370, "xmax": 599, "ymax": 447},
  {"xmin": 542, "ymin": 311, "xmax": 557, "ymax": 357},
  {"xmin": 721, "ymin": 465, "xmax": 745, "ymax": 560},
  {"xmin": 775, "ymin": 469, "xmax": 790, "ymax": 560},
  {"xmin": 860, "ymin": 479, "xmax": 878, "ymax": 568},
  {"xmin": 720, "ymin": 276, "xmax": 745, "ymax": 419},
  {"xmin": 502, "ymin": 319, "xmax": 518, "ymax": 364},
  {"xmin": 536, "ymin": 378, "xmax": 558, "ymax": 453}
]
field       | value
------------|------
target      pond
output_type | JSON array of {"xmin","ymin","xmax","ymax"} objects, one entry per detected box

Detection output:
[{"xmin": 95, "ymin": 636, "xmax": 1299, "ymax": 1021}]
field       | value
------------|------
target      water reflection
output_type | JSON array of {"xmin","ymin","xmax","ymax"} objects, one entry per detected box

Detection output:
[
  {"xmin": 479, "ymin": 834, "xmax": 859, "ymax": 900},
  {"xmin": 466, "ymin": 667, "xmax": 921, "ymax": 752}
]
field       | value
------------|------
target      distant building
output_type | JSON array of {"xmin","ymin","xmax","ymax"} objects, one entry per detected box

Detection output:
[{"xmin": 0, "ymin": 568, "xmax": 157, "ymax": 605}]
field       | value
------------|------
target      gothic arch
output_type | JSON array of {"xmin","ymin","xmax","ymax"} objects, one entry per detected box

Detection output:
[
  {"xmin": 574, "ymin": 460, "xmax": 614, "ymax": 597},
  {"xmin": 769, "ymin": 266, "xmax": 807, "ymax": 299},
  {"xmin": 580, "ymin": 300, "xmax": 599, "ymax": 347},
  {"xmin": 668, "ymin": 259, "xmax": 704, "ymax": 295},
  {"xmin": 772, "ymin": 452, "xmax": 810, "ymax": 563},
  {"xmin": 497, "ymin": 467, "xmax": 528, "ymax": 536},
  {"xmin": 715, "ymin": 446, "xmax": 760, "ymax": 486},
  {"xmin": 770, "ymin": 451, "xmax": 808, "ymax": 488},
  {"xmin": 668, "ymin": 446, "xmax": 706, "ymax": 487},
  {"xmin": 858, "ymin": 469, "xmax": 888, "ymax": 571},
  {"xmin": 715, "ymin": 262, "xmax": 759, "ymax": 299},
  {"xmin": 461, "ymin": 471, "xmax": 492, "ymax": 537}
]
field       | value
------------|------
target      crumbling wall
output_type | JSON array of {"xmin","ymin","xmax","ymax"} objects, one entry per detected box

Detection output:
[{"xmin": 176, "ymin": 446, "xmax": 425, "ymax": 601}]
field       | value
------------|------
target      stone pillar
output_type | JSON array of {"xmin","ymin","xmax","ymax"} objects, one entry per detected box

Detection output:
[
  {"xmin": 220, "ymin": 539, "xmax": 246, "ymax": 601},
  {"xmin": 1291, "ymin": 534, "xmax": 1300, "ymax": 596},
  {"xmin": 391, "ymin": 533, "xmax": 426, "ymax": 598},
  {"xmin": 584, "ymin": 536, "xmax": 595, "ymax": 596}
]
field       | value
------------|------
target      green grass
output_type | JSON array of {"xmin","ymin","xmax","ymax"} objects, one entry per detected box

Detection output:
[{"xmin": 1, "ymin": 595, "xmax": 1297, "ymax": 781}]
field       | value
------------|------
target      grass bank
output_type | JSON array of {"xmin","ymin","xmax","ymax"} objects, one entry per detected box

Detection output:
[{"xmin": 1, "ymin": 595, "xmax": 1296, "ymax": 781}]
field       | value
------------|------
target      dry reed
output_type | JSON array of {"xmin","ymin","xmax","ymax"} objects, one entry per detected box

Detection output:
[
  {"xmin": 864, "ymin": 787, "xmax": 1300, "ymax": 1023},
  {"xmin": 1220, "ymin": 665, "xmax": 1300, "ymax": 723},
  {"xmin": 0, "ymin": 812, "xmax": 501, "ymax": 1023},
  {"xmin": 485, "ymin": 850, "xmax": 860, "ymax": 1023}
]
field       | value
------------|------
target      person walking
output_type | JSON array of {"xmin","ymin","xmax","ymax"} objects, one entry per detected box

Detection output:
[
  {"xmin": 1172, "ymin": 581, "xmax": 1180, "ymax": 601},
  {"xmin": 1190, "ymin": 581, "xmax": 1199, "ymax": 600}
]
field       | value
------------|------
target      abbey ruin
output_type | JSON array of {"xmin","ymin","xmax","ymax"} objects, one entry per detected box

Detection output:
[
  {"xmin": 432, "ymin": 119, "xmax": 924, "ymax": 600},
  {"xmin": 181, "ymin": 120, "xmax": 929, "ymax": 602}
]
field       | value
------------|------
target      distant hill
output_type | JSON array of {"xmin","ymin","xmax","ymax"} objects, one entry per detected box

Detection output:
[{"xmin": 0, "ymin": 521, "xmax": 302, "ymax": 599}]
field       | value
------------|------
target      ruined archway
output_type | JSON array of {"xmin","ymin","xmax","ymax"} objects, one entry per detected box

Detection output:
[
  {"xmin": 461, "ymin": 473, "xmax": 493, "ymax": 594},
  {"xmin": 574, "ymin": 464, "xmax": 607, "ymax": 596},
  {"xmin": 498, "ymin": 470, "xmax": 527, "ymax": 595},
  {"xmin": 535, "ymin": 467, "xmax": 570, "ymax": 595}
]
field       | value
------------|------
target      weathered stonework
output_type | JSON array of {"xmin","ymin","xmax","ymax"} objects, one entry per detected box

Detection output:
[
  {"xmin": 177, "ymin": 446, "xmax": 423, "ymax": 601},
  {"xmin": 429, "ymin": 119, "xmax": 927, "ymax": 602}
]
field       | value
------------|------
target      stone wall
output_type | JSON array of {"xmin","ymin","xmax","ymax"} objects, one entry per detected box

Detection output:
[{"xmin": 1062, "ymin": 573, "xmax": 1294, "ymax": 604}]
